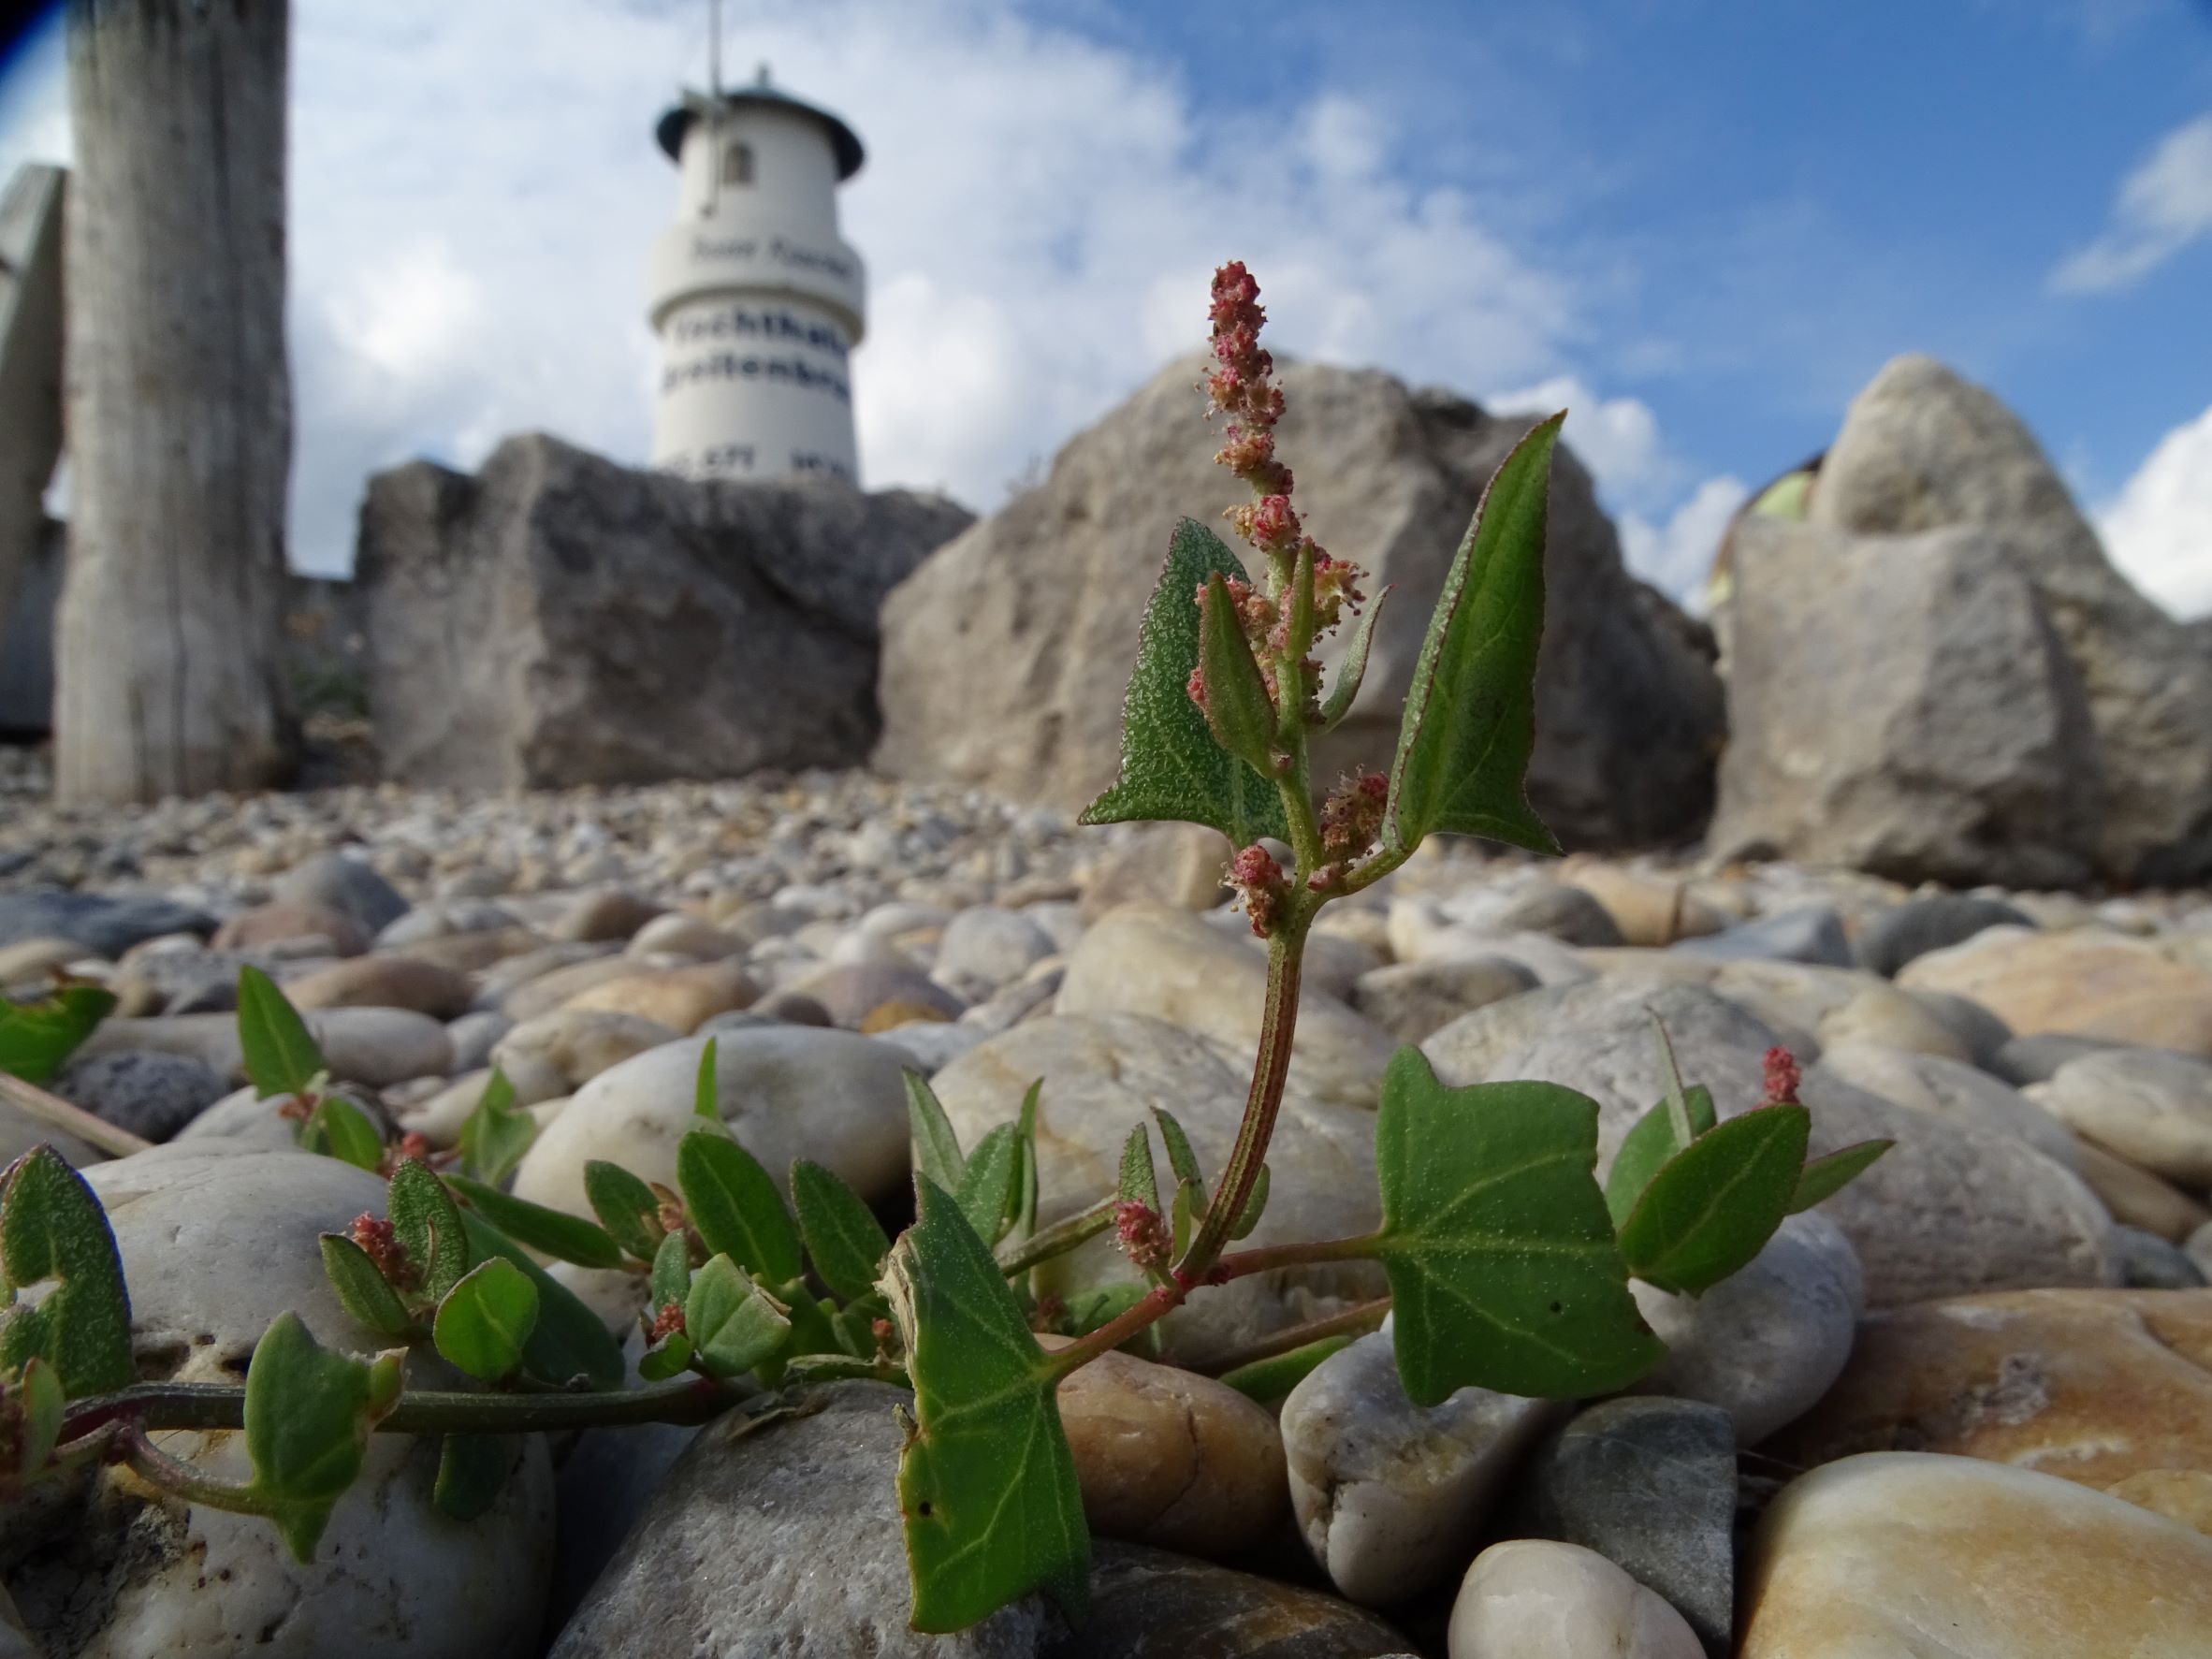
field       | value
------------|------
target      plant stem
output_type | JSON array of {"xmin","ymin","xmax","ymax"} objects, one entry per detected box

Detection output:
[
  {"xmin": 996, "ymin": 1197, "xmax": 1117, "ymax": 1278},
  {"xmin": 63, "ymin": 1374, "xmax": 749, "ymax": 1439},
  {"xmin": 1175, "ymin": 921, "xmax": 1307, "ymax": 1282},
  {"xmin": 116, "ymin": 1427, "xmax": 274, "ymax": 1515},
  {"xmin": 0, "ymin": 1071, "xmax": 153, "ymax": 1158},
  {"xmin": 1191, "ymin": 1295, "xmax": 1391, "ymax": 1377},
  {"xmin": 1041, "ymin": 1283, "xmax": 1183, "ymax": 1379},
  {"xmin": 1211, "ymin": 1232, "xmax": 1381, "ymax": 1282}
]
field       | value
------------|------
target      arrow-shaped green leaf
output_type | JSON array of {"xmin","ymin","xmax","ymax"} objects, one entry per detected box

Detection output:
[
  {"xmin": 1080, "ymin": 518, "xmax": 1292, "ymax": 845},
  {"xmin": 677, "ymin": 1129, "xmax": 803, "ymax": 1285},
  {"xmin": 1372, "ymin": 1049, "xmax": 1661, "ymax": 1404},
  {"xmin": 792, "ymin": 1159, "xmax": 893, "ymax": 1302},
  {"xmin": 884, "ymin": 1176, "xmax": 1089, "ymax": 1631},
  {"xmin": 0, "ymin": 986, "xmax": 116, "ymax": 1084},
  {"xmin": 432, "ymin": 1257, "xmax": 539, "ymax": 1382},
  {"xmin": 237, "ymin": 967, "xmax": 327, "ymax": 1100}
]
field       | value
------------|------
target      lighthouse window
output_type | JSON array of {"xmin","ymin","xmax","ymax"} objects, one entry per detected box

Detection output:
[{"xmin": 721, "ymin": 142, "xmax": 754, "ymax": 186}]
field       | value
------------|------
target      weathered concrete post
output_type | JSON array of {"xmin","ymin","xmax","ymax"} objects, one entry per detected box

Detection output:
[
  {"xmin": 54, "ymin": 0, "xmax": 294, "ymax": 803},
  {"xmin": 0, "ymin": 164, "xmax": 65, "ymax": 659}
]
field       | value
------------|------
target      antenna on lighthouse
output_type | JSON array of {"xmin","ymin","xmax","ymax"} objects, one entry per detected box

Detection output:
[{"xmin": 707, "ymin": 0, "xmax": 722, "ymax": 97}]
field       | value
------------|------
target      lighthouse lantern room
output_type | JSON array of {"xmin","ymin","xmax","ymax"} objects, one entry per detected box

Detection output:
[{"xmin": 647, "ymin": 54, "xmax": 866, "ymax": 486}]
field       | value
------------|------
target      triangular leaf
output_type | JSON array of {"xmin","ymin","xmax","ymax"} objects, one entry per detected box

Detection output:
[
  {"xmin": 1605, "ymin": 1085, "xmax": 1718, "ymax": 1228},
  {"xmin": 1371, "ymin": 1049, "xmax": 1662, "ymax": 1404},
  {"xmin": 443, "ymin": 1172, "xmax": 623, "ymax": 1271},
  {"xmin": 1080, "ymin": 518, "xmax": 1292, "ymax": 845},
  {"xmin": 1382, "ymin": 415, "xmax": 1565, "ymax": 857},
  {"xmin": 1618, "ymin": 1105, "xmax": 1811, "ymax": 1296},
  {"xmin": 884, "ymin": 1177, "xmax": 1089, "ymax": 1630},
  {"xmin": 1788, "ymin": 1138, "xmax": 1893, "ymax": 1214},
  {"xmin": 0, "ymin": 986, "xmax": 116, "ymax": 1084},
  {"xmin": 0, "ymin": 1147, "xmax": 133, "ymax": 1400},
  {"xmin": 677, "ymin": 1129, "xmax": 803, "ymax": 1285},
  {"xmin": 792, "ymin": 1158, "xmax": 893, "ymax": 1302},
  {"xmin": 243, "ymin": 1313, "xmax": 403, "ymax": 1562},
  {"xmin": 237, "ymin": 967, "xmax": 327, "ymax": 1100}
]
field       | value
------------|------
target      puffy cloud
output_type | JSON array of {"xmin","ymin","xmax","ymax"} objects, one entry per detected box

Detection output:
[
  {"xmin": 2051, "ymin": 111, "xmax": 2212, "ymax": 293},
  {"xmin": 1486, "ymin": 376, "xmax": 1669, "ymax": 503},
  {"xmin": 2097, "ymin": 401, "xmax": 2212, "ymax": 619},
  {"xmin": 1619, "ymin": 475, "xmax": 1750, "ymax": 609}
]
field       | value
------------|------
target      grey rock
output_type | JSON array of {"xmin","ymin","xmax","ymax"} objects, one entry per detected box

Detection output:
[
  {"xmin": 747, "ymin": 988, "xmax": 835, "ymax": 1026},
  {"xmin": 1449, "ymin": 1539, "xmax": 1703, "ymax": 1659},
  {"xmin": 1900, "ymin": 988, "xmax": 2014, "ymax": 1068},
  {"xmin": 274, "ymin": 851, "xmax": 410, "ymax": 937},
  {"xmin": 1670, "ymin": 905, "xmax": 1854, "ymax": 968},
  {"xmin": 872, "ymin": 1019, "xmax": 986, "ymax": 1074},
  {"xmin": 1281, "ymin": 1326, "xmax": 1563, "ymax": 1606},
  {"xmin": 933, "ymin": 905, "xmax": 1057, "ymax": 997},
  {"xmin": 446, "ymin": 1009, "xmax": 514, "ymax": 1072},
  {"xmin": 50, "ymin": 1048, "xmax": 228, "ymax": 1142},
  {"xmin": 878, "ymin": 355, "xmax": 1724, "ymax": 851},
  {"xmin": 0, "ymin": 888, "xmax": 214, "ymax": 958},
  {"xmin": 548, "ymin": 1416, "xmax": 702, "ymax": 1632},
  {"xmin": 789, "ymin": 959, "xmax": 968, "ymax": 1028},
  {"xmin": 1630, "ymin": 1212, "xmax": 1864, "ymax": 1446},
  {"xmin": 2115, "ymin": 1224, "xmax": 2207, "ymax": 1288},
  {"xmin": 358, "ymin": 434, "xmax": 971, "ymax": 788},
  {"xmin": 932, "ymin": 1012, "xmax": 1385, "ymax": 1365},
  {"xmin": 1517, "ymin": 1397, "xmax": 1736, "ymax": 1657},
  {"xmin": 1491, "ymin": 885, "xmax": 1624, "ymax": 948},
  {"xmin": 548, "ymin": 1382, "xmax": 1037, "ymax": 1658},
  {"xmin": 1350, "ymin": 956, "xmax": 1539, "ymax": 1046},
  {"xmin": 1986, "ymin": 1030, "xmax": 2130, "ymax": 1087},
  {"xmin": 2186, "ymin": 1219, "xmax": 2212, "ymax": 1280},
  {"xmin": 1809, "ymin": 355, "xmax": 2212, "ymax": 883},
  {"xmin": 2038, "ymin": 1047, "xmax": 2212, "ymax": 1186},
  {"xmin": 1855, "ymin": 895, "xmax": 2035, "ymax": 978},
  {"xmin": 1710, "ymin": 516, "xmax": 2103, "ymax": 888},
  {"xmin": 1052, "ymin": 1542, "xmax": 1415, "ymax": 1657},
  {"xmin": 1809, "ymin": 1043, "xmax": 2081, "ymax": 1171}
]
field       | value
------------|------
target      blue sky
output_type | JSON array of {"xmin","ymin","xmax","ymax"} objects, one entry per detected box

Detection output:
[{"xmin": 3, "ymin": 0, "xmax": 2208, "ymax": 611}]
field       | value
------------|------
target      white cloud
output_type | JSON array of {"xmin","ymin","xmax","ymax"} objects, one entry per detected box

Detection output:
[
  {"xmin": 1487, "ymin": 375, "xmax": 1668, "ymax": 503},
  {"xmin": 1620, "ymin": 474, "xmax": 1750, "ymax": 609},
  {"xmin": 4, "ymin": 0, "xmax": 1596, "ymax": 575},
  {"xmin": 2098, "ymin": 401, "xmax": 2212, "ymax": 620},
  {"xmin": 2052, "ymin": 111, "xmax": 2212, "ymax": 293}
]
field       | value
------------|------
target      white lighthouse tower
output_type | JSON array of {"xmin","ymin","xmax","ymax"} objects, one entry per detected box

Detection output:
[{"xmin": 647, "ymin": 51, "xmax": 866, "ymax": 485}]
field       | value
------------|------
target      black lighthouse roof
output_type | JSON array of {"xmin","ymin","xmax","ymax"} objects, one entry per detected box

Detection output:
[{"xmin": 654, "ymin": 72, "xmax": 865, "ymax": 181}]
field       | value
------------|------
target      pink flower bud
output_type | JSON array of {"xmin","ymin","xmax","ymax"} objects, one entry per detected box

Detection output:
[
  {"xmin": 1762, "ymin": 1047, "xmax": 1803, "ymax": 1106},
  {"xmin": 1115, "ymin": 1201, "xmax": 1172, "ymax": 1273}
]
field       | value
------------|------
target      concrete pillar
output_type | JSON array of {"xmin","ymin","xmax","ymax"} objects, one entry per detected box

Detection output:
[{"xmin": 0, "ymin": 164, "xmax": 65, "ymax": 657}]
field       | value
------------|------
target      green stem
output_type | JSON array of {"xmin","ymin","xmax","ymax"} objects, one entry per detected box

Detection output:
[
  {"xmin": 63, "ymin": 1375, "xmax": 747, "ymax": 1439},
  {"xmin": 996, "ymin": 1197, "xmax": 1117, "ymax": 1278},
  {"xmin": 117, "ymin": 1428, "xmax": 276, "ymax": 1516},
  {"xmin": 1191, "ymin": 1295, "xmax": 1391, "ymax": 1378}
]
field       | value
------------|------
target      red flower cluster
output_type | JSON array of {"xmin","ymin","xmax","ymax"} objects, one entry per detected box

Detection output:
[
  {"xmin": 1762, "ymin": 1046, "xmax": 1803, "ymax": 1107},
  {"xmin": 1319, "ymin": 772, "xmax": 1390, "ymax": 863},
  {"xmin": 648, "ymin": 1301, "xmax": 687, "ymax": 1342},
  {"xmin": 1229, "ymin": 842, "xmax": 1290, "ymax": 937},
  {"xmin": 350, "ymin": 1213, "xmax": 419, "ymax": 1293},
  {"xmin": 1114, "ymin": 1201, "xmax": 1171, "ymax": 1273}
]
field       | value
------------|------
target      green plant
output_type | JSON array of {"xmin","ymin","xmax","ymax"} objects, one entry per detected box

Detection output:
[{"xmin": 0, "ymin": 262, "xmax": 1887, "ymax": 1635}]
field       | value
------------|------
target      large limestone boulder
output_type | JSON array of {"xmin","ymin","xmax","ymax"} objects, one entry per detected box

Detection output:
[
  {"xmin": 877, "ymin": 355, "xmax": 1724, "ymax": 851},
  {"xmin": 1724, "ymin": 355, "xmax": 2212, "ymax": 884},
  {"xmin": 358, "ymin": 434, "xmax": 970, "ymax": 788},
  {"xmin": 1709, "ymin": 517, "xmax": 2102, "ymax": 887}
]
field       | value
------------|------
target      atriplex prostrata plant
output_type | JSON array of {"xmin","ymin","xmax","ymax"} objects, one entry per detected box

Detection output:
[{"xmin": 0, "ymin": 262, "xmax": 1889, "ymax": 1634}]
